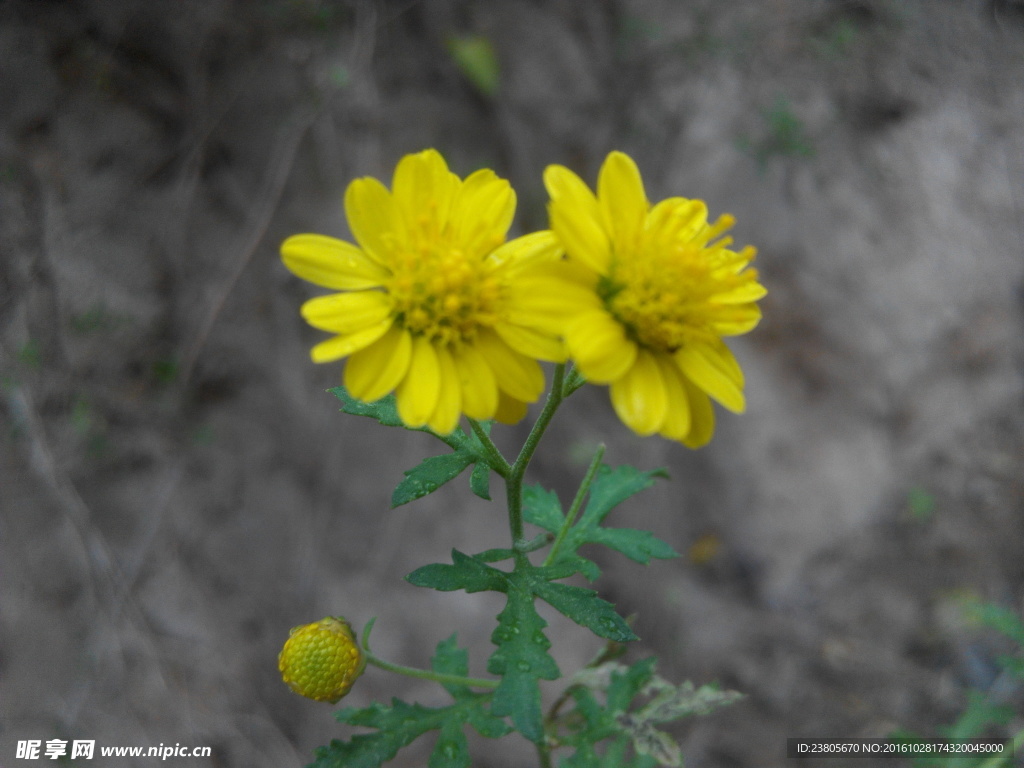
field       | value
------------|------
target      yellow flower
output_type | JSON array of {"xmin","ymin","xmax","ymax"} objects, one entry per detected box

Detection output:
[
  {"xmin": 279, "ymin": 616, "xmax": 365, "ymax": 703},
  {"xmin": 282, "ymin": 149, "xmax": 564, "ymax": 434},
  {"xmin": 532, "ymin": 151, "xmax": 766, "ymax": 447}
]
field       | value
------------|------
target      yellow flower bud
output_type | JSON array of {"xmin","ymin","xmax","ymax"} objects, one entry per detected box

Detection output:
[{"xmin": 278, "ymin": 616, "xmax": 365, "ymax": 703}]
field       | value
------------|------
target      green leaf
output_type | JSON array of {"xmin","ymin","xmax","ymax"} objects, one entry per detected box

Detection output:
[
  {"xmin": 392, "ymin": 452, "xmax": 474, "ymax": 507},
  {"xmin": 432, "ymin": 634, "xmax": 470, "ymax": 697},
  {"xmin": 329, "ymin": 386, "xmax": 406, "ymax": 428},
  {"xmin": 524, "ymin": 465, "xmax": 677, "ymax": 579},
  {"xmin": 474, "ymin": 547, "xmax": 517, "ymax": 563},
  {"xmin": 406, "ymin": 550, "xmax": 508, "ymax": 593},
  {"xmin": 312, "ymin": 639, "xmax": 509, "ymax": 768},
  {"xmin": 586, "ymin": 465, "xmax": 669, "ymax": 520},
  {"xmin": 606, "ymin": 658, "xmax": 657, "ymax": 712},
  {"xmin": 429, "ymin": 719, "xmax": 470, "ymax": 768},
  {"xmin": 558, "ymin": 660, "xmax": 708, "ymax": 768},
  {"xmin": 487, "ymin": 582, "xmax": 560, "ymax": 743},
  {"xmin": 533, "ymin": 580, "xmax": 637, "ymax": 643},
  {"xmin": 523, "ymin": 484, "xmax": 565, "ymax": 531},
  {"xmin": 312, "ymin": 699, "xmax": 445, "ymax": 768},
  {"xmin": 470, "ymin": 460, "xmax": 491, "ymax": 500},
  {"xmin": 332, "ymin": 386, "xmax": 499, "ymax": 508}
]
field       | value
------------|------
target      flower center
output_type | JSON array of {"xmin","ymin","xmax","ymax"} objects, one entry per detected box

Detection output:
[
  {"xmin": 604, "ymin": 239, "xmax": 749, "ymax": 353},
  {"xmin": 387, "ymin": 242, "xmax": 501, "ymax": 346}
]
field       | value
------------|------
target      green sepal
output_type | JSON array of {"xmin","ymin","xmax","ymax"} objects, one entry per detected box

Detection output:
[{"xmin": 524, "ymin": 465, "xmax": 677, "ymax": 579}]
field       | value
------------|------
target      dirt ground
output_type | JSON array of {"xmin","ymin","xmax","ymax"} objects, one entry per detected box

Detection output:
[{"xmin": 2, "ymin": 1, "xmax": 1023, "ymax": 766}]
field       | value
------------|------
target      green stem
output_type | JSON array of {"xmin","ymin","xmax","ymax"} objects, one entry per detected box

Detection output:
[
  {"xmin": 544, "ymin": 443, "xmax": 605, "ymax": 567},
  {"xmin": 537, "ymin": 742, "xmax": 554, "ymax": 768},
  {"xmin": 467, "ymin": 417, "xmax": 512, "ymax": 478},
  {"xmin": 506, "ymin": 363, "xmax": 567, "ymax": 550},
  {"xmin": 361, "ymin": 617, "xmax": 498, "ymax": 690},
  {"xmin": 561, "ymin": 364, "xmax": 587, "ymax": 399},
  {"xmin": 364, "ymin": 652, "xmax": 499, "ymax": 690}
]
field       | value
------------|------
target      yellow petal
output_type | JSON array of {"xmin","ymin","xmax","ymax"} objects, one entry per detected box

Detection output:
[
  {"xmin": 609, "ymin": 349, "xmax": 668, "ymax": 436},
  {"xmin": 544, "ymin": 165, "xmax": 610, "ymax": 273},
  {"xmin": 706, "ymin": 338, "xmax": 745, "ymax": 388},
  {"xmin": 344, "ymin": 177, "xmax": 396, "ymax": 264},
  {"xmin": 450, "ymin": 169, "xmax": 515, "ymax": 258},
  {"xmin": 310, "ymin": 319, "xmax": 394, "ymax": 363},
  {"xmin": 392, "ymin": 150, "xmax": 458, "ymax": 235},
  {"xmin": 452, "ymin": 344, "xmax": 498, "ymax": 420},
  {"xmin": 475, "ymin": 328, "xmax": 545, "ymax": 402},
  {"xmin": 282, "ymin": 234, "xmax": 389, "ymax": 290},
  {"xmin": 598, "ymin": 152, "xmax": 647, "ymax": 254},
  {"xmin": 565, "ymin": 310, "xmax": 637, "ymax": 384},
  {"xmin": 300, "ymin": 291, "xmax": 393, "ymax": 333},
  {"xmin": 645, "ymin": 198, "xmax": 708, "ymax": 248},
  {"xmin": 427, "ymin": 345, "xmax": 461, "ymax": 434},
  {"xmin": 493, "ymin": 321, "xmax": 566, "ymax": 363},
  {"xmin": 504, "ymin": 274, "xmax": 601, "ymax": 327},
  {"xmin": 710, "ymin": 280, "xmax": 767, "ymax": 304},
  {"xmin": 344, "ymin": 324, "xmax": 412, "ymax": 402},
  {"xmin": 656, "ymin": 355, "xmax": 691, "ymax": 442},
  {"xmin": 395, "ymin": 335, "xmax": 441, "ymax": 428},
  {"xmin": 711, "ymin": 304, "xmax": 762, "ymax": 336},
  {"xmin": 490, "ymin": 230, "xmax": 563, "ymax": 271},
  {"xmin": 681, "ymin": 377, "xmax": 715, "ymax": 448},
  {"xmin": 675, "ymin": 342, "xmax": 745, "ymax": 413},
  {"xmin": 494, "ymin": 390, "xmax": 529, "ymax": 424}
]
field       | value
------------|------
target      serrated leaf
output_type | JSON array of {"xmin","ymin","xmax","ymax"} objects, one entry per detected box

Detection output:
[
  {"xmin": 429, "ymin": 719, "xmax": 470, "ymax": 768},
  {"xmin": 406, "ymin": 549, "xmax": 508, "ymax": 593},
  {"xmin": 392, "ymin": 452, "xmax": 474, "ymax": 507},
  {"xmin": 586, "ymin": 465, "xmax": 669, "ymax": 523},
  {"xmin": 331, "ymin": 386, "xmax": 501, "ymax": 507},
  {"xmin": 432, "ymin": 634, "xmax": 470, "ymax": 697},
  {"xmin": 526, "ymin": 466, "xmax": 677, "ymax": 578},
  {"xmin": 523, "ymin": 484, "xmax": 565, "ymax": 531},
  {"xmin": 606, "ymin": 658, "xmax": 658, "ymax": 712},
  {"xmin": 487, "ymin": 584, "xmax": 560, "ymax": 743},
  {"xmin": 533, "ymin": 580, "xmax": 637, "ymax": 643},
  {"xmin": 587, "ymin": 527, "xmax": 678, "ymax": 567},
  {"xmin": 312, "ymin": 699, "xmax": 445, "ymax": 768},
  {"xmin": 466, "ymin": 703, "xmax": 513, "ymax": 739},
  {"xmin": 329, "ymin": 386, "xmax": 406, "ymax": 428}
]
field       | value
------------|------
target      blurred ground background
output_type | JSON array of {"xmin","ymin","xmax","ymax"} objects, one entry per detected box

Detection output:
[{"xmin": 2, "ymin": 0, "xmax": 1023, "ymax": 766}]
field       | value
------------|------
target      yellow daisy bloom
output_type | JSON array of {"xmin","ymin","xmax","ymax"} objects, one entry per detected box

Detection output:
[
  {"xmin": 281, "ymin": 149, "xmax": 564, "ymax": 434},
  {"xmin": 533, "ymin": 151, "xmax": 766, "ymax": 447}
]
